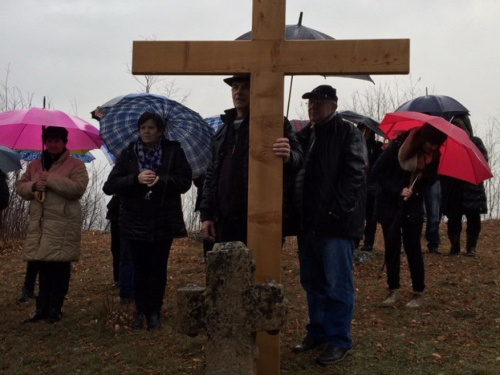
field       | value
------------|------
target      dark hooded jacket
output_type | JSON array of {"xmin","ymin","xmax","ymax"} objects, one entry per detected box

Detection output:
[
  {"xmin": 291, "ymin": 113, "xmax": 367, "ymax": 240},
  {"xmin": 199, "ymin": 108, "xmax": 303, "ymax": 235},
  {"xmin": 103, "ymin": 138, "xmax": 192, "ymax": 241},
  {"xmin": 440, "ymin": 121, "xmax": 488, "ymax": 215}
]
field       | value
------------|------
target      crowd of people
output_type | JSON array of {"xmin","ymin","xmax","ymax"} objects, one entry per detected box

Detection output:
[{"xmin": 7, "ymin": 76, "xmax": 488, "ymax": 368}]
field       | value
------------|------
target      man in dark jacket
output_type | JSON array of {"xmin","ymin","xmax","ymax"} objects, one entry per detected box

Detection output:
[
  {"xmin": 291, "ymin": 85, "xmax": 367, "ymax": 367},
  {"xmin": 199, "ymin": 75, "xmax": 302, "ymax": 245}
]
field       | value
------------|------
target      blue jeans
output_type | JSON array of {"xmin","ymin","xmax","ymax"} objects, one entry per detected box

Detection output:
[
  {"xmin": 297, "ymin": 233, "xmax": 355, "ymax": 349},
  {"xmin": 424, "ymin": 180, "xmax": 441, "ymax": 249}
]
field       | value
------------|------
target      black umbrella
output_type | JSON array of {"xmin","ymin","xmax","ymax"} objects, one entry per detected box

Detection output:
[
  {"xmin": 338, "ymin": 110, "xmax": 385, "ymax": 137},
  {"xmin": 395, "ymin": 95, "xmax": 469, "ymax": 121},
  {"xmin": 236, "ymin": 12, "xmax": 374, "ymax": 116}
]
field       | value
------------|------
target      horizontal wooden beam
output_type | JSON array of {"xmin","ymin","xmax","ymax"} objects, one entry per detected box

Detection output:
[{"xmin": 132, "ymin": 39, "xmax": 410, "ymax": 76}]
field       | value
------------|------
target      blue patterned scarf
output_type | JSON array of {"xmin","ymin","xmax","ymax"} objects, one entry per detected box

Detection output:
[{"xmin": 134, "ymin": 138, "xmax": 163, "ymax": 172}]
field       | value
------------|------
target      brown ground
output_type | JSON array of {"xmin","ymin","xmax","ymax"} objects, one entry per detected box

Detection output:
[{"xmin": 0, "ymin": 220, "xmax": 499, "ymax": 374}]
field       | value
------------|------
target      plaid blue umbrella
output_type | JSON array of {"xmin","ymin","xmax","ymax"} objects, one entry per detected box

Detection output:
[
  {"xmin": 204, "ymin": 115, "xmax": 223, "ymax": 131},
  {"xmin": 94, "ymin": 93, "xmax": 214, "ymax": 177},
  {"xmin": 0, "ymin": 145, "xmax": 22, "ymax": 173},
  {"xmin": 18, "ymin": 150, "xmax": 96, "ymax": 163}
]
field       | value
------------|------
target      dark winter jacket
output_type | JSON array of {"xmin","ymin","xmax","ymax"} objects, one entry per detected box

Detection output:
[
  {"xmin": 199, "ymin": 108, "xmax": 303, "ymax": 235},
  {"xmin": 0, "ymin": 170, "xmax": 9, "ymax": 211},
  {"xmin": 441, "ymin": 136, "xmax": 488, "ymax": 215},
  {"xmin": 371, "ymin": 132, "xmax": 440, "ymax": 225},
  {"xmin": 103, "ymin": 138, "xmax": 192, "ymax": 241},
  {"xmin": 366, "ymin": 138, "xmax": 384, "ymax": 197},
  {"xmin": 292, "ymin": 113, "xmax": 367, "ymax": 240}
]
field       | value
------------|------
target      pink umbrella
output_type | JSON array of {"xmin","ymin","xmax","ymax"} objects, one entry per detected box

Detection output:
[
  {"xmin": 379, "ymin": 111, "xmax": 492, "ymax": 185},
  {"xmin": 0, "ymin": 107, "xmax": 103, "ymax": 151}
]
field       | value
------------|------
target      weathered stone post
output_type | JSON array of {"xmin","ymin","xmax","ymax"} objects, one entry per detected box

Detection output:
[{"xmin": 177, "ymin": 241, "xmax": 287, "ymax": 375}]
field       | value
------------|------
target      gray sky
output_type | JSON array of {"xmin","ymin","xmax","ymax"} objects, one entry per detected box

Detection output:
[{"xmin": 1, "ymin": 0, "xmax": 499, "ymax": 130}]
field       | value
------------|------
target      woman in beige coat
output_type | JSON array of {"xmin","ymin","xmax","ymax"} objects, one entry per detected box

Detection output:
[{"xmin": 16, "ymin": 126, "xmax": 89, "ymax": 323}]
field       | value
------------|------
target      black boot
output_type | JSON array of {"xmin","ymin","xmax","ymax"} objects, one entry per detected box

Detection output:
[
  {"xmin": 17, "ymin": 286, "xmax": 35, "ymax": 303},
  {"xmin": 466, "ymin": 234, "xmax": 478, "ymax": 257},
  {"xmin": 22, "ymin": 296, "xmax": 48, "ymax": 323},
  {"xmin": 447, "ymin": 235, "xmax": 461, "ymax": 256},
  {"xmin": 132, "ymin": 311, "xmax": 145, "ymax": 330},
  {"xmin": 147, "ymin": 313, "xmax": 161, "ymax": 331}
]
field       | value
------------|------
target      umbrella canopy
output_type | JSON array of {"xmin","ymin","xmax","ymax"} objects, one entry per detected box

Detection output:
[
  {"xmin": 395, "ymin": 95, "xmax": 469, "ymax": 121},
  {"xmin": 204, "ymin": 115, "xmax": 223, "ymax": 132},
  {"xmin": 0, "ymin": 145, "xmax": 22, "ymax": 173},
  {"xmin": 94, "ymin": 93, "xmax": 214, "ymax": 178},
  {"xmin": 236, "ymin": 12, "xmax": 374, "ymax": 84},
  {"xmin": 338, "ymin": 110, "xmax": 385, "ymax": 137},
  {"xmin": 0, "ymin": 107, "xmax": 103, "ymax": 151},
  {"xmin": 18, "ymin": 150, "xmax": 96, "ymax": 163},
  {"xmin": 379, "ymin": 111, "xmax": 492, "ymax": 185},
  {"xmin": 289, "ymin": 119, "xmax": 308, "ymax": 132}
]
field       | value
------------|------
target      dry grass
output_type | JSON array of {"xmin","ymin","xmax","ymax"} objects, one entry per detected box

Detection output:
[{"xmin": 1, "ymin": 221, "xmax": 499, "ymax": 374}]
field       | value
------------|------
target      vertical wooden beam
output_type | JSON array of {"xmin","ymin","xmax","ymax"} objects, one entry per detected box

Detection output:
[{"xmin": 248, "ymin": 3, "xmax": 286, "ymax": 375}]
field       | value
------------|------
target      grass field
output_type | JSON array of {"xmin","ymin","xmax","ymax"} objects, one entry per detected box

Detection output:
[{"xmin": 1, "ymin": 220, "xmax": 499, "ymax": 374}]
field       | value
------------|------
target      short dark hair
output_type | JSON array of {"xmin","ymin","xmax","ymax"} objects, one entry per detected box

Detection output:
[
  {"xmin": 43, "ymin": 126, "xmax": 68, "ymax": 144},
  {"xmin": 137, "ymin": 111, "xmax": 166, "ymax": 131}
]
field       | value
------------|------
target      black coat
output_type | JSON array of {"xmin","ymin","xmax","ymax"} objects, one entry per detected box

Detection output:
[
  {"xmin": 103, "ymin": 139, "xmax": 192, "ymax": 241},
  {"xmin": 199, "ymin": 108, "xmax": 303, "ymax": 235},
  {"xmin": 371, "ymin": 132, "xmax": 439, "ymax": 225},
  {"xmin": 0, "ymin": 170, "xmax": 9, "ymax": 211},
  {"xmin": 292, "ymin": 113, "xmax": 367, "ymax": 240},
  {"xmin": 441, "ymin": 136, "xmax": 488, "ymax": 215}
]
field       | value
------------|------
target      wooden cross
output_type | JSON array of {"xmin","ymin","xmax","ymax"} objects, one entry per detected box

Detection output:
[{"xmin": 132, "ymin": 1, "xmax": 409, "ymax": 373}]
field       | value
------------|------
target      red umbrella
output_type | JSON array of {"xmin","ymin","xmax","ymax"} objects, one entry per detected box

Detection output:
[{"xmin": 379, "ymin": 111, "xmax": 492, "ymax": 185}]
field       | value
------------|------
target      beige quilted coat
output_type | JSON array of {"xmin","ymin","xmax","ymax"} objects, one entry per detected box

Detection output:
[{"xmin": 16, "ymin": 151, "xmax": 89, "ymax": 262}]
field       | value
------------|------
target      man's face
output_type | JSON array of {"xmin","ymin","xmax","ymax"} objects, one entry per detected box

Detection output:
[
  {"xmin": 231, "ymin": 81, "xmax": 250, "ymax": 116},
  {"xmin": 307, "ymin": 98, "xmax": 337, "ymax": 125}
]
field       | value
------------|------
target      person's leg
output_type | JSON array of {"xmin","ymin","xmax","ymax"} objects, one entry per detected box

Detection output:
[
  {"xmin": 119, "ymin": 238, "xmax": 134, "ymax": 304},
  {"xmin": 146, "ymin": 238, "xmax": 173, "ymax": 330},
  {"xmin": 215, "ymin": 217, "xmax": 247, "ymax": 245},
  {"xmin": 361, "ymin": 194, "xmax": 377, "ymax": 251},
  {"xmin": 446, "ymin": 208, "xmax": 463, "ymax": 255},
  {"xmin": 296, "ymin": 233, "xmax": 327, "ymax": 345},
  {"xmin": 381, "ymin": 221, "xmax": 402, "ymax": 291},
  {"xmin": 129, "ymin": 239, "xmax": 147, "ymax": 329},
  {"xmin": 48, "ymin": 262, "xmax": 71, "ymax": 323},
  {"xmin": 109, "ymin": 220, "xmax": 121, "ymax": 285},
  {"xmin": 465, "ymin": 210, "xmax": 481, "ymax": 256},
  {"xmin": 401, "ymin": 220, "xmax": 425, "ymax": 293},
  {"xmin": 24, "ymin": 262, "xmax": 49, "ymax": 322},
  {"xmin": 424, "ymin": 181, "xmax": 441, "ymax": 253},
  {"xmin": 18, "ymin": 261, "xmax": 40, "ymax": 302}
]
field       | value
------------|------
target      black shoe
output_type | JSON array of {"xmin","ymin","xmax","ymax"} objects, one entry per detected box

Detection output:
[
  {"xmin": 131, "ymin": 312, "xmax": 145, "ymax": 330},
  {"xmin": 360, "ymin": 244, "xmax": 373, "ymax": 252},
  {"xmin": 147, "ymin": 313, "xmax": 161, "ymax": 331},
  {"xmin": 316, "ymin": 345, "xmax": 353, "ymax": 366},
  {"xmin": 17, "ymin": 288, "xmax": 35, "ymax": 303},
  {"xmin": 22, "ymin": 310, "xmax": 49, "ymax": 323},
  {"xmin": 48, "ymin": 311, "xmax": 63, "ymax": 324},
  {"xmin": 466, "ymin": 248, "xmax": 476, "ymax": 257},
  {"xmin": 292, "ymin": 337, "xmax": 326, "ymax": 353},
  {"xmin": 428, "ymin": 246, "xmax": 440, "ymax": 254}
]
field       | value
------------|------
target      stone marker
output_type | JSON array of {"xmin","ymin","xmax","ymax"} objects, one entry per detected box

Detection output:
[{"xmin": 177, "ymin": 241, "xmax": 287, "ymax": 375}]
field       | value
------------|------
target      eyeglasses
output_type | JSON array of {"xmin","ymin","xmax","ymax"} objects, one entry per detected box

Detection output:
[{"xmin": 306, "ymin": 100, "xmax": 336, "ymax": 108}]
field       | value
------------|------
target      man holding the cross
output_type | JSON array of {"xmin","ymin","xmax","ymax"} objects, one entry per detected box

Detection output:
[
  {"xmin": 292, "ymin": 85, "xmax": 367, "ymax": 366},
  {"xmin": 199, "ymin": 74, "xmax": 302, "ymax": 245}
]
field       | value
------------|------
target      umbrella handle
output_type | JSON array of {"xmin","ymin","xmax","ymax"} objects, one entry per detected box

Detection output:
[
  {"xmin": 34, "ymin": 191, "xmax": 46, "ymax": 204},
  {"xmin": 147, "ymin": 176, "xmax": 159, "ymax": 188},
  {"xmin": 403, "ymin": 186, "xmax": 413, "ymax": 201}
]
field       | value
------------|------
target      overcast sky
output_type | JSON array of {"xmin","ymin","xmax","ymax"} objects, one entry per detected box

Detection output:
[{"xmin": 1, "ymin": 0, "xmax": 499, "ymax": 131}]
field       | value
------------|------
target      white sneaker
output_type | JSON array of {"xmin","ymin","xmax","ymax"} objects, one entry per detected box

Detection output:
[
  {"xmin": 381, "ymin": 289, "xmax": 399, "ymax": 307},
  {"xmin": 405, "ymin": 292, "xmax": 424, "ymax": 309}
]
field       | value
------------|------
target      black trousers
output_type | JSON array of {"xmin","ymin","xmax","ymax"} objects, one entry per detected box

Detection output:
[
  {"xmin": 23, "ymin": 260, "xmax": 41, "ymax": 292},
  {"xmin": 381, "ymin": 217, "xmax": 425, "ymax": 293},
  {"xmin": 126, "ymin": 238, "xmax": 173, "ymax": 315},
  {"xmin": 109, "ymin": 219, "xmax": 121, "ymax": 283},
  {"xmin": 363, "ymin": 194, "xmax": 377, "ymax": 247},
  {"xmin": 447, "ymin": 208, "xmax": 481, "ymax": 237},
  {"xmin": 215, "ymin": 216, "xmax": 247, "ymax": 245},
  {"xmin": 37, "ymin": 262, "xmax": 71, "ymax": 314}
]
